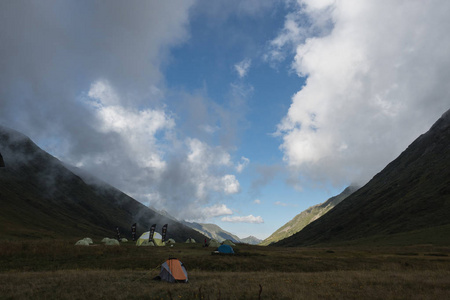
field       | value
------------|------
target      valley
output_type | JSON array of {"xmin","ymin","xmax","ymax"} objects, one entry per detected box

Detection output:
[{"xmin": 0, "ymin": 240, "xmax": 449, "ymax": 299}]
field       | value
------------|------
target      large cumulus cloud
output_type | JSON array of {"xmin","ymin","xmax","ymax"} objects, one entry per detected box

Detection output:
[{"xmin": 273, "ymin": 0, "xmax": 450, "ymax": 185}]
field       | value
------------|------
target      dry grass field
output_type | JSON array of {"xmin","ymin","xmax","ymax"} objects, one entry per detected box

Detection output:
[{"xmin": 0, "ymin": 240, "xmax": 449, "ymax": 299}]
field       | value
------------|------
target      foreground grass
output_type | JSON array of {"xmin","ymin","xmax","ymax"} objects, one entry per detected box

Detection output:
[
  {"xmin": 0, "ymin": 240, "xmax": 449, "ymax": 299},
  {"xmin": 2, "ymin": 269, "xmax": 449, "ymax": 300}
]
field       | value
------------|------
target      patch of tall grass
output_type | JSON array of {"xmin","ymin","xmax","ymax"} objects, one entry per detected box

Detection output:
[{"xmin": 1, "ymin": 270, "xmax": 449, "ymax": 299}]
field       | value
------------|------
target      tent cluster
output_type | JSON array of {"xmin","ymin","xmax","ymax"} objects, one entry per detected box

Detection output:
[
  {"xmin": 74, "ymin": 224, "xmax": 173, "ymax": 247},
  {"xmin": 78, "ymin": 230, "xmax": 175, "ymax": 248},
  {"xmin": 73, "ymin": 232, "xmax": 237, "ymax": 284},
  {"xmin": 74, "ymin": 237, "xmax": 128, "ymax": 246}
]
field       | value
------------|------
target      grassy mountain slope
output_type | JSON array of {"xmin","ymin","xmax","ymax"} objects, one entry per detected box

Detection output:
[
  {"xmin": 260, "ymin": 186, "xmax": 357, "ymax": 245},
  {"xmin": 0, "ymin": 126, "xmax": 206, "ymax": 242},
  {"xmin": 240, "ymin": 236, "xmax": 263, "ymax": 245},
  {"xmin": 182, "ymin": 221, "xmax": 263, "ymax": 244},
  {"xmin": 275, "ymin": 109, "xmax": 450, "ymax": 247},
  {"xmin": 183, "ymin": 221, "xmax": 241, "ymax": 243}
]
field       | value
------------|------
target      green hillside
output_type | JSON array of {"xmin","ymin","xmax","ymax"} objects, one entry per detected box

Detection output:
[
  {"xmin": 275, "ymin": 109, "xmax": 450, "ymax": 247},
  {"xmin": 0, "ymin": 126, "xmax": 205, "ymax": 242},
  {"xmin": 260, "ymin": 186, "xmax": 357, "ymax": 245}
]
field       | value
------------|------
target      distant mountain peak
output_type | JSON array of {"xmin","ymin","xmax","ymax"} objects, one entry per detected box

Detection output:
[
  {"xmin": 241, "ymin": 236, "xmax": 263, "ymax": 245},
  {"xmin": 182, "ymin": 221, "xmax": 240, "ymax": 242}
]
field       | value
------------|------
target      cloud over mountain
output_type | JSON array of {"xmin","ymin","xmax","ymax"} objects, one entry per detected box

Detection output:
[
  {"xmin": 221, "ymin": 215, "xmax": 264, "ymax": 224},
  {"xmin": 0, "ymin": 1, "xmax": 246, "ymax": 222}
]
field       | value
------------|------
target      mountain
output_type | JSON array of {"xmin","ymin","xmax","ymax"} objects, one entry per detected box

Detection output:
[
  {"xmin": 182, "ymin": 221, "xmax": 242, "ymax": 243},
  {"xmin": 275, "ymin": 109, "xmax": 450, "ymax": 247},
  {"xmin": 240, "ymin": 236, "xmax": 263, "ymax": 245},
  {"xmin": 182, "ymin": 221, "xmax": 262, "ymax": 245},
  {"xmin": 156, "ymin": 209, "xmax": 180, "ymax": 222},
  {"xmin": 260, "ymin": 186, "xmax": 358, "ymax": 246},
  {"xmin": 0, "ymin": 126, "xmax": 206, "ymax": 242},
  {"xmin": 0, "ymin": 152, "xmax": 4, "ymax": 167}
]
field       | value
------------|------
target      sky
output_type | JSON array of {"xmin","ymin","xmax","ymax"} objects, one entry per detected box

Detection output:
[{"xmin": 1, "ymin": 0, "xmax": 450, "ymax": 240}]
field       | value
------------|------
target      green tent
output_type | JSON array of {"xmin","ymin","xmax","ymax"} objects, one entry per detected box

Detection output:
[
  {"xmin": 105, "ymin": 239, "xmax": 120, "ymax": 246},
  {"xmin": 139, "ymin": 240, "xmax": 155, "ymax": 246},
  {"xmin": 75, "ymin": 239, "xmax": 89, "ymax": 246},
  {"xmin": 136, "ymin": 232, "xmax": 164, "ymax": 246},
  {"xmin": 208, "ymin": 239, "xmax": 220, "ymax": 247},
  {"xmin": 83, "ymin": 237, "xmax": 93, "ymax": 245},
  {"xmin": 166, "ymin": 238, "xmax": 176, "ymax": 244},
  {"xmin": 222, "ymin": 239, "xmax": 236, "ymax": 246},
  {"xmin": 185, "ymin": 238, "xmax": 196, "ymax": 243}
]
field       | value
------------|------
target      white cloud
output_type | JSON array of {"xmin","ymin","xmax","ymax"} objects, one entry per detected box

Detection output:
[
  {"xmin": 184, "ymin": 138, "xmax": 240, "ymax": 198},
  {"xmin": 86, "ymin": 80, "xmax": 174, "ymax": 171},
  {"xmin": 80, "ymin": 84, "xmax": 242, "ymax": 221},
  {"xmin": 221, "ymin": 174, "xmax": 241, "ymax": 194},
  {"xmin": 221, "ymin": 215, "xmax": 264, "ymax": 223},
  {"xmin": 265, "ymin": 1, "xmax": 334, "ymax": 64},
  {"xmin": 274, "ymin": 201, "xmax": 298, "ymax": 207},
  {"xmin": 253, "ymin": 199, "xmax": 261, "ymax": 205},
  {"xmin": 187, "ymin": 138, "xmax": 231, "ymax": 167},
  {"xmin": 88, "ymin": 80, "xmax": 121, "ymax": 106},
  {"xmin": 301, "ymin": 0, "xmax": 335, "ymax": 12},
  {"xmin": 199, "ymin": 124, "xmax": 220, "ymax": 134},
  {"xmin": 275, "ymin": 0, "xmax": 450, "ymax": 185},
  {"xmin": 236, "ymin": 156, "xmax": 250, "ymax": 173},
  {"xmin": 234, "ymin": 58, "xmax": 252, "ymax": 78},
  {"xmin": 202, "ymin": 204, "xmax": 233, "ymax": 218}
]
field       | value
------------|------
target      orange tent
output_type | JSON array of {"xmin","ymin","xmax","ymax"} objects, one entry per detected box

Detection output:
[{"xmin": 157, "ymin": 258, "xmax": 188, "ymax": 283}]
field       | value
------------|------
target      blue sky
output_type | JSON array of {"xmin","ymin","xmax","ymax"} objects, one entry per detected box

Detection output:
[
  {"xmin": 162, "ymin": 1, "xmax": 346, "ymax": 238},
  {"xmin": 1, "ymin": 1, "xmax": 450, "ymax": 240}
]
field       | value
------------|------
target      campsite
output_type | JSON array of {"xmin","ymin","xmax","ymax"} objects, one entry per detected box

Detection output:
[
  {"xmin": 2, "ymin": 1, "xmax": 450, "ymax": 299},
  {"xmin": 1, "ymin": 238, "xmax": 449, "ymax": 299}
]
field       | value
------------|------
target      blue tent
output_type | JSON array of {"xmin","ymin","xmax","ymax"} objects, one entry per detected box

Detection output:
[{"xmin": 217, "ymin": 244, "xmax": 234, "ymax": 254}]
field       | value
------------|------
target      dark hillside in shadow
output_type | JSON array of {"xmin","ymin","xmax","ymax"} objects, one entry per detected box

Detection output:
[{"xmin": 0, "ymin": 126, "xmax": 205, "ymax": 242}]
